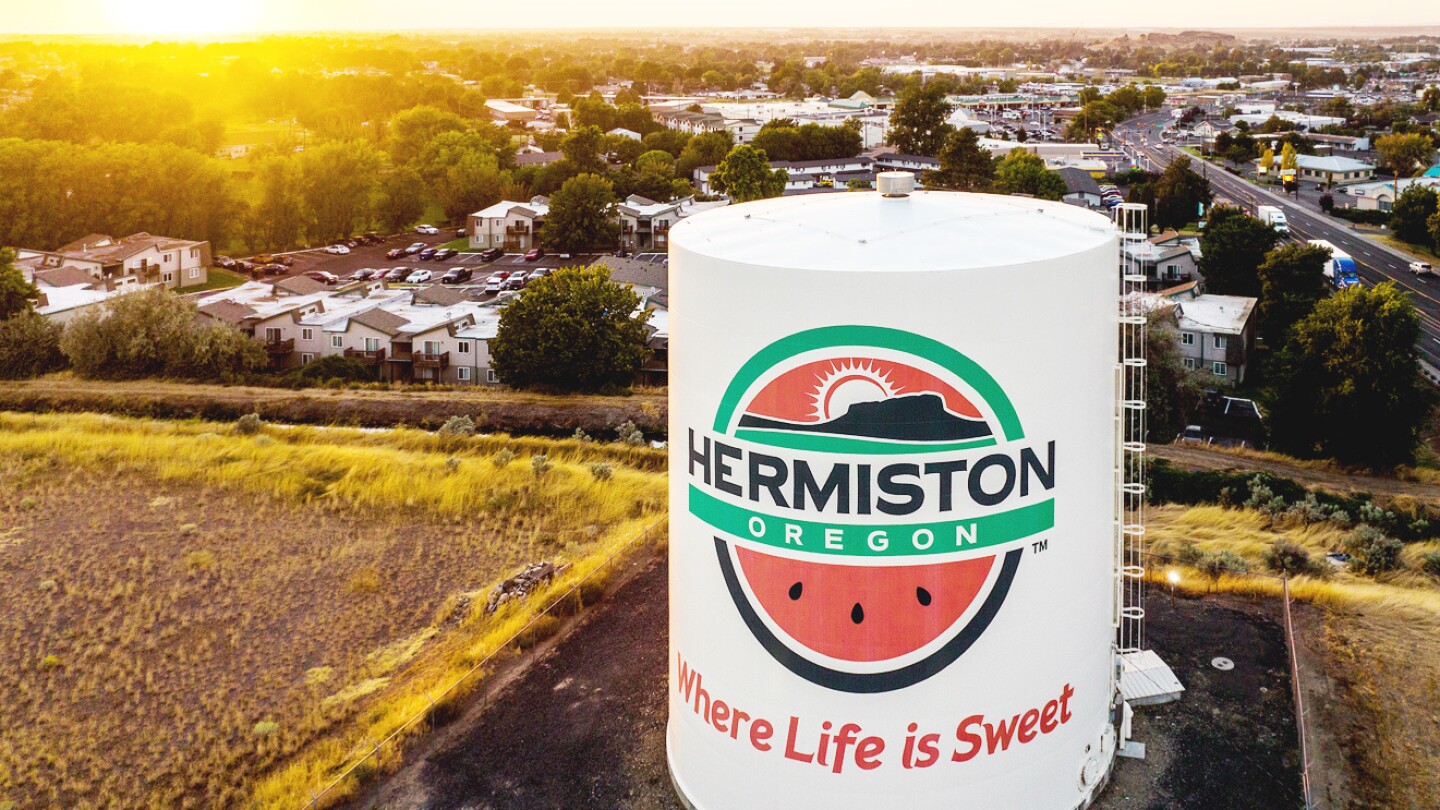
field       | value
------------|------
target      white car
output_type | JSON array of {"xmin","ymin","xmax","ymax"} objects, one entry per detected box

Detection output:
[
  {"xmin": 1410, "ymin": 261, "xmax": 1435, "ymax": 276},
  {"xmin": 405, "ymin": 269, "xmax": 433, "ymax": 284},
  {"xmin": 415, "ymin": 224, "xmax": 439, "ymax": 235},
  {"xmin": 324, "ymin": 244, "xmax": 350, "ymax": 255}
]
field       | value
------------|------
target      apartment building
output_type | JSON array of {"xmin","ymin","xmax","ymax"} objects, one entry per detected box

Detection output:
[
  {"xmin": 467, "ymin": 198, "xmax": 550, "ymax": 252},
  {"xmin": 16, "ymin": 231, "xmax": 210, "ymax": 292}
]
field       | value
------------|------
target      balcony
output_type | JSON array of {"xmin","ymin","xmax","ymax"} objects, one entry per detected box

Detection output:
[
  {"xmin": 265, "ymin": 338, "xmax": 295, "ymax": 355},
  {"xmin": 505, "ymin": 224, "xmax": 531, "ymax": 234},
  {"xmin": 414, "ymin": 351, "xmax": 450, "ymax": 370},
  {"xmin": 653, "ymin": 223, "xmax": 671, "ymax": 233},
  {"xmin": 343, "ymin": 347, "xmax": 386, "ymax": 364}
]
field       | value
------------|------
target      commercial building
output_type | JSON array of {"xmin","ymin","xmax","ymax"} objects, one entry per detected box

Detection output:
[{"xmin": 1344, "ymin": 176, "xmax": 1440, "ymax": 211}]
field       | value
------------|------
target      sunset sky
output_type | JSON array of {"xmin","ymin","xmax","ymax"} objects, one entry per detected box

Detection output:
[{"xmin": 4, "ymin": 0, "xmax": 1439, "ymax": 37}]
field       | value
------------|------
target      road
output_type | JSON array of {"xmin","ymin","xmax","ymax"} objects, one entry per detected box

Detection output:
[{"xmin": 1115, "ymin": 112, "xmax": 1440, "ymax": 372}]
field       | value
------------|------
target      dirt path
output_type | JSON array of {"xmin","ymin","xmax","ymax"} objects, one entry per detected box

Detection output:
[{"xmin": 1152, "ymin": 444, "xmax": 1440, "ymax": 503}]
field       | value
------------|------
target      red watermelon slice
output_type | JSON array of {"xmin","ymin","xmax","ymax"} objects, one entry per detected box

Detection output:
[{"xmin": 715, "ymin": 538, "xmax": 1023, "ymax": 693}]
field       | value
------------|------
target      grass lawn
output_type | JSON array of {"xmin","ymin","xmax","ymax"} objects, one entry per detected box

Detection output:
[
  {"xmin": 177, "ymin": 266, "xmax": 247, "ymax": 293},
  {"xmin": 1370, "ymin": 233, "xmax": 1440, "ymax": 266},
  {"xmin": 437, "ymin": 236, "xmax": 471, "ymax": 251}
]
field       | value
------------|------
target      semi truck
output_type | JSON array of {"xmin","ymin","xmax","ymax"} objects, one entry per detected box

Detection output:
[
  {"xmin": 1307, "ymin": 239, "xmax": 1361, "ymax": 289},
  {"xmin": 1257, "ymin": 205, "xmax": 1289, "ymax": 235}
]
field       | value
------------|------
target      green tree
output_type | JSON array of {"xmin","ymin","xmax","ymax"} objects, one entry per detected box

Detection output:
[
  {"xmin": 246, "ymin": 155, "xmax": 307, "ymax": 250},
  {"xmin": 0, "ymin": 309, "xmax": 64, "ymax": 379},
  {"xmin": 635, "ymin": 149, "xmax": 676, "ymax": 177},
  {"xmin": 299, "ymin": 141, "xmax": 383, "ymax": 243},
  {"xmin": 387, "ymin": 106, "xmax": 470, "ymax": 166},
  {"xmin": 59, "ymin": 287, "xmax": 265, "ymax": 381},
  {"xmin": 1374, "ymin": 132, "xmax": 1435, "ymax": 179},
  {"xmin": 1141, "ymin": 85, "xmax": 1167, "ymax": 111},
  {"xmin": 1429, "ymin": 209, "xmax": 1440, "ymax": 250},
  {"xmin": 1066, "ymin": 101, "xmax": 1119, "ymax": 141},
  {"xmin": 1391, "ymin": 185, "xmax": 1438, "ymax": 246},
  {"xmin": 376, "ymin": 167, "xmax": 428, "ymax": 232},
  {"xmin": 0, "ymin": 248, "xmax": 37, "ymax": 320},
  {"xmin": 710, "ymin": 144, "xmax": 788, "ymax": 202},
  {"xmin": 675, "ymin": 131, "xmax": 735, "ymax": 182},
  {"xmin": 560, "ymin": 125, "xmax": 607, "ymax": 175},
  {"xmin": 1257, "ymin": 243, "xmax": 1331, "ymax": 347},
  {"xmin": 437, "ymin": 152, "xmax": 510, "ymax": 223},
  {"xmin": 994, "ymin": 148, "xmax": 1065, "ymax": 200},
  {"xmin": 489, "ymin": 266, "xmax": 649, "ymax": 392},
  {"xmin": 924, "ymin": 128, "xmax": 996, "ymax": 192},
  {"xmin": 540, "ymin": 173, "xmax": 619, "ymax": 253},
  {"xmin": 1269, "ymin": 283, "xmax": 1430, "ymax": 468},
  {"xmin": 887, "ymin": 84, "xmax": 955, "ymax": 157},
  {"xmin": 1198, "ymin": 206, "xmax": 1280, "ymax": 297},
  {"xmin": 1151, "ymin": 156, "xmax": 1211, "ymax": 231}
]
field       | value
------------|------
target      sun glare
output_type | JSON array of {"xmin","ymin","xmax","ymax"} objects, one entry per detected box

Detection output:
[{"xmin": 103, "ymin": 0, "xmax": 265, "ymax": 36}]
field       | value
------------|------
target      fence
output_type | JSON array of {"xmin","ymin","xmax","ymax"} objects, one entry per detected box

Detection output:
[
  {"xmin": 299, "ymin": 519, "xmax": 665, "ymax": 809},
  {"xmin": 1140, "ymin": 550, "xmax": 1317, "ymax": 810}
]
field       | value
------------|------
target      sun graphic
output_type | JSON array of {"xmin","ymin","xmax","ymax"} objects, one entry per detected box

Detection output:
[{"xmin": 810, "ymin": 360, "xmax": 902, "ymax": 421}]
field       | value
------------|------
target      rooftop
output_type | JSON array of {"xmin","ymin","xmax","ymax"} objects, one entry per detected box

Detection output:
[{"xmin": 1176, "ymin": 294, "xmax": 1257, "ymax": 336}]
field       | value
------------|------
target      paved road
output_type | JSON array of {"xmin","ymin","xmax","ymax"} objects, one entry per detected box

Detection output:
[{"xmin": 1115, "ymin": 112, "xmax": 1440, "ymax": 372}]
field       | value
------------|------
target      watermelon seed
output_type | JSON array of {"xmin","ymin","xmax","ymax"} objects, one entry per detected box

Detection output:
[
  {"xmin": 851, "ymin": 603, "xmax": 865, "ymax": 624},
  {"xmin": 917, "ymin": 587, "xmax": 932, "ymax": 606},
  {"xmin": 788, "ymin": 582, "xmax": 803, "ymax": 601}
]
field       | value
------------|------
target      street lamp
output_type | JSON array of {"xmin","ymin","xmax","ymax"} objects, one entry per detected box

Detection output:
[{"xmin": 1166, "ymin": 569, "xmax": 1181, "ymax": 607}]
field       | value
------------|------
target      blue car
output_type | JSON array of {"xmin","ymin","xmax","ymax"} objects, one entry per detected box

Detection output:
[{"xmin": 418, "ymin": 248, "xmax": 438, "ymax": 260}]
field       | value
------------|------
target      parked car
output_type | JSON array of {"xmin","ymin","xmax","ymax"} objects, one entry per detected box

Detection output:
[
  {"xmin": 214, "ymin": 255, "xmax": 237, "ymax": 269},
  {"xmin": 1176, "ymin": 425, "xmax": 1207, "ymax": 445},
  {"xmin": 404, "ymin": 242, "xmax": 426, "ymax": 254},
  {"xmin": 455, "ymin": 228, "xmax": 466, "ymax": 238},
  {"xmin": 324, "ymin": 244, "xmax": 350, "ymax": 255},
  {"xmin": 484, "ymin": 273, "xmax": 508, "ymax": 293},
  {"xmin": 233, "ymin": 260, "xmax": 254, "ymax": 274},
  {"xmin": 252, "ymin": 253, "xmax": 280, "ymax": 265},
  {"xmin": 503, "ymin": 274, "xmax": 527, "ymax": 290},
  {"xmin": 1410, "ymin": 261, "xmax": 1435, "ymax": 276},
  {"xmin": 479, "ymin": 247, "xmax": 504, "ymax": 261},
  {"xmin": 416, "ymin": 224, "xmax": 439, "ymax": 235},
  {"xmin": 440, "ymin": 267, "xmax": 473, "ymax": 284},
  {"xmin": 385, "ymin": 267, "xmax": 411, "ymax": 281},
  {"xmin": 418, "ymin": 248, "xmax": 438, "ymax": 260},
  {"xmin": 525, "ymin": 267, "xmax": 551, "ymax": 283},
  {"xmin": 364, "ymin": 233, "xmax": 385, "ymax": 244},
  {"xmin": 386, "ymin": 248, "xmax": 407, "ymax": 259},
  {"xmin": 305, "ymin": 270, "xmax": 340, "ymax": 285},
  {"xmin": 434, "ymin": 248, "xmax": 458, "ymax": 261},
  {"xmin": 523, "ymin": 248, "xmax": 544, "ymax": 261},
  {"xmin": 256, "ymin": 263, "xmax": 287, "ymax": 276},
  {"xmin": 405, "ymin": 269, "xmax": 433, "ymax": 284},
  {"xmin": 349, "ymin": 268, "xmax": 376, "ymax": 281}
]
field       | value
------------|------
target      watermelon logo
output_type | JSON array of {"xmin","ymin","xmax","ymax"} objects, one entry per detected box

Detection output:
[{"xmin": 687, "ymin": 326, "xmax": 1054, "ymax": 693}]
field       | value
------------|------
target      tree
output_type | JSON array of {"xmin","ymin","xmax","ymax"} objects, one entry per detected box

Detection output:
[
  {"xmin": 994, "ymin": 148, "xmax": 1065, "ymax": 200},
  {"xmin": 1144, "ymin": 310, "xmax": 1205, "ymax": 441},
  {"xmin": 924, "ymin": 128, "xmax": 996, "ymax": 192},
  {"xmin": 387, "ymin": 106, "xmax": 470, "ymax": 166},
  {"xmin": 675, "ymin": 131, "xmax": 735, "ymax": 183},
  {"xmin": 489, "ymin": 266, "xmax": 649, "ymax": 392},
  {"xmin": 1141, "ymin": 85, "xmax": 1167, "ymax": 111},
  {"xmin": 1065, "ymin": 101, "xmax": 1118, "ymax": 141},
  {"xmin": 1151, "ymin": 156, "xmax": 1211, "ymax": 231},
  {"xmin": 299, "ymin": 141, "xmax": 383, "ymax": 243},
  {"xmin": 60, "ymin": 287, "xmax": 265, "ymax": 381},
  {"xmin": 560, "ymin": 125, "xmax": 607, "ymax": 175},
  {"xmin": 0, "ymin": 309, "xmax": 63, "ymax": 379},
  {"xmin": 1198, "ymin": 206, "xmax": 1280, "ymax": 297},
  {"xmin": 0, "ymin": 248, "xmax": 37, "ymax": 320},
  {"xmin": 710, "ymin": 145, "xmax": 788, "ymax": 202},
  {"xmin": 887, "ymin": 84, "xmax": 955, "ymax": 157},
  {"xmin": 246, "ymin": 156, "xmax": 307, "ymax": 250},
  {"xmin": 1257, "ymin": 243, "xmax": 1331, "ymax": 347},
  {"xmin": 1269, "ymin": 284, "xmax": 1431, "ymax": 468},
  {"xmin": 1430, "ymin": 209, "xmax": 1440, "ymax": 251},
  {"xmin": 1258, "ymin": 146, "xmax": 1275, "ymax": 180},
  {"xmin": 635, "ymin": 149, "xmax": 676, "ymax": 177},
  {"xmin": 540, "ymin": 173, "xmax": 619, "ymax": 252},
  {"xmin": 1374, "ymin": 133, "xmax": 1435, "ymax": 179},
  {"xmin": 1391, "ymin": 186, "xmax": 1438, "ymax": 246},
  {"xmin": 376, "ymin": 167, "xmax": 427, "ymax": 232}
]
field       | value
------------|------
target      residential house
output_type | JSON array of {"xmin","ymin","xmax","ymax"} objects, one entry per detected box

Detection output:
[
  {"xmin": 1121, "ymin": 231, "xmax": 1202, "ymax": 291},
  {"xmin": 16, "ymin": 231, "xmax": 210, "ymax": 292},
  {"xmin": 1173, "ymin": 292, "xmax": 1257, "ymax": 385},
  {"xmin": 1057, "ymin": 167, "xmax": 1103, "ymax": 208},
  {"xmin": 616, "ymin": 195, "xmax": 684, "ymax": 253},
  {"xmin": 467, "ymin": 197, "xmax": 550, "ymax": 252}
]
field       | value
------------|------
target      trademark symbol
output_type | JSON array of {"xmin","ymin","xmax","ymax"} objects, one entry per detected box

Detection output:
[{"xmin": 1030, "ymin": 539, "xmax": 1049, "ymax": 554}]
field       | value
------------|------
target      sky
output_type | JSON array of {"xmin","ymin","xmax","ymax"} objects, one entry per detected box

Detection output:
[{"xmin": 2, "ymin": 0, "xmax": 1439, "ymax": 37}]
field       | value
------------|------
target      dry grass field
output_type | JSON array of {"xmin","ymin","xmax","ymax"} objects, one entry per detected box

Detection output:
[
  {"xmin": 0, "ymin": 412, "xmax": 667, "ymax": 810},
  {"xmin": 1147, "ymin": 505, "xmax": 1440, "ymax": 808}
]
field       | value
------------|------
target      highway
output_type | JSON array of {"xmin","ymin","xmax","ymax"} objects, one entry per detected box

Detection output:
[{"xmin": 1114, "ymin": 112, "xmax": 1440, "ymax": 372}]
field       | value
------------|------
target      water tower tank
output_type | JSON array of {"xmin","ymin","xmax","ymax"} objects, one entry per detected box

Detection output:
[{"xmin": 667, "ymin": 176, "xmax": 1120, "ymax": 809}]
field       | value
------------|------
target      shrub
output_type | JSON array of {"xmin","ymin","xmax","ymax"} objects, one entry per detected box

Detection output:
[
  {"xmin": 531, "ymin": 454, "xmax": 553, "ymax": 477},
  {"xmin": 1328, "ymin": 207, "xmax": 1391, "ymax": 226},
  {"xmin": 1422, "ymin": 552, "xmax": 1440, "ymax": 578},
  {"xmin": 0, "ymin": 310, "xmax": 65, "ymax": 379},
  {"xmin": 438, "ymin": 415, "xmax": 476, "ymax": 437},
  {"xmin": 1344, "ymin": 525, "xmax": 1403, "ymax": 575},
  {"xmin": 616, "ymin": 420, "xmax": 644, "ymax": 446},
  {"xmin": 39, "ymin": 654, "xmax": 62, "ymax": 670},
  {"xmin": 296, "ymin": 355, "xmax": 377, "ymax": 384},
  {"xmin": 1319, "ymin": 193, "xmax": 1334, "ymax": 213},
  {"xmin": 573, "ymin": 428, "xmax": 592, "ymax": 442},
  {"xmin": 234, "ymin": 413, "xmax": 263, "ymax": 436},
  {"xmin": 491, "ymin": 448, "xmax": 515, "ymax": 468},
  {"xmin": 1263, "ymin": 540, "xmax": 1320, "ymax": 577},
  {"xmin": 251, "ymin": 720, "xmax": 279, "ymax": 737},
  {"xmin": 588, "ymin": 462, "xmax": 613, "ymax": 481}
]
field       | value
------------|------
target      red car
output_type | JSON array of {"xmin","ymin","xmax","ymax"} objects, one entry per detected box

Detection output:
[
  {"xmin": 523, "ymin": 248, "xmax": 544, "ymax": 262},
  {"xmin": 305, "ymin": 270, "xmax": 339, "ymax": 285}
]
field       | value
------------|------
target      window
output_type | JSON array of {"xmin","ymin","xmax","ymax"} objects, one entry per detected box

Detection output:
[
  {"xmin": 301, "ymin": 328, "xmax": 313, "ymax": 341},
  {"xmin": 486, "ymin": 369, "xmax": 498, "ymax": 383},
  {"xmin": 364, "ymin": 337, "xmax": 381, "ymax": 352},
  {"xmin": 187, "ymin": 267, "xmax": 200, "ymax": 279},
  {"xmin": 1182, "ymin": 358, "xmax": 1198, "ymax": 370},
  {"xmin": 1213, "ymin": 335, "xmax": 1227, "ymax": 349},
  {"xmin": 190, "ymin": 247, "xmax": 200, "ymax": 258},
  {"xmin": 163, "ymin": 272, "xmax": 173, "ymax": 283},
  {"xmin": 1211, "ymin": 361, "xmax": 1228, "ymax": 377},
  {"xmin": 300, "ymin": 353, "xmax": 314, "ymax": 364},
  {"xmin": 423, "ymin": 340, "xmax": 442, "ymax": 354},
  {"xmin": 457, "ymin": 341, "xmax": 470, "ymax": 354},
  {"xmin": 457, "ymin": 367, "xmax": 471, "ymax": 381},
  {"xmin": 331, "ymin": 335, "xmax": 343, "ymax": 348},
  {"xmin": 1180, "ymin": 332, "xmax": 1195, "ymax": 346},
  {"xmin": 264, "ymin": 327, "xmax": 283, "ymax": 342},
  {"xmin": 163, "ymin": 253, "xmax": 172, "ymax": 263}
]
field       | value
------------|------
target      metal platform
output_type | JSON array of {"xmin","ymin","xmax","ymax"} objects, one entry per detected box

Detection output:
[{"xmin": 1119, "ymin": 649, "xmax": 1185, "ymax": 706}]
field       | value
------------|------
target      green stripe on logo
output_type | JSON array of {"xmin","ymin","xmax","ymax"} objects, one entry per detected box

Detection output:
[{"xmin": 688, "ymin": 485, "xmax": 1054, "ymax": 559}]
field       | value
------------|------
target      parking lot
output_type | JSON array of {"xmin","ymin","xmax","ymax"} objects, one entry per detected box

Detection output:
[{"xmin": 233, "ymin": 230, "xmax": 624, "ymax": 297}]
